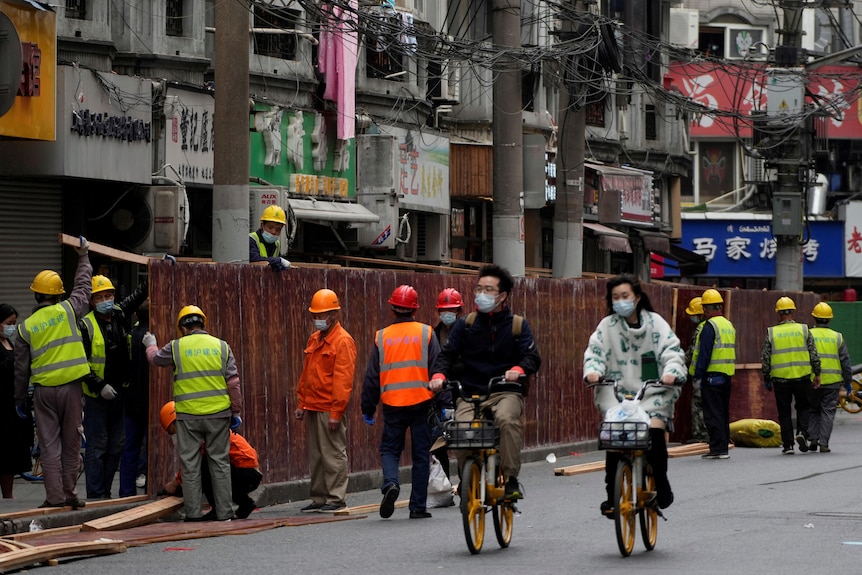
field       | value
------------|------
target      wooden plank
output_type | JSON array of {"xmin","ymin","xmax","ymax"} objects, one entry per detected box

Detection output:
[
  {"xmin": 333, "ymin": 499, "xmax": 410, "ymax": 516},
  {"xmin": 59, "ymin": 233, "xmax": 151, "ymax": 265},
  {"xmin": 0, "ymin": 495, "xmax": 149, "ymax": 521},
  {"xmin": 81, "ymin": 497, "xmax": 184, "ymax": 532},
  {"xmin": 553, "ymin": 460, "xmax": 605, "ymax": 477},
  {"xmin": 0, "ymin": 540, "xmax": 125, "ymax": 573},
  {"xmin": 3, "ymin": 526, "xmax": 82, "ymax": 542}
]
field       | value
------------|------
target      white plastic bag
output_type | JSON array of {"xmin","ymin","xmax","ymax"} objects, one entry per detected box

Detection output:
[
  {"xmin": 426, "ymin": 455, "xmax": 454, "ymax": 508},
  {"xmin": 601, "ymin": 399, "xmax": 650, "ymax": 444}
]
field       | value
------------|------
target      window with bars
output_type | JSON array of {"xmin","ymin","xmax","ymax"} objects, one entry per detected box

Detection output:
[
  {"xmin": 166, "ymin": 0, "xmax": 184, "ymax": 37},
  {"xmin": 65, "ymin": 0, "xmax": 86, "ymax": 20},
  {"xmin": 365, "ymin": 12, "xmax": 404, "ymax": 81},
  {"xmin": 645, "ymin": 104, "xmax": 657, "ymax": 140},
  {"xmin": 253, "ymin": 6, "xmax": 300, "ymax": 60}
]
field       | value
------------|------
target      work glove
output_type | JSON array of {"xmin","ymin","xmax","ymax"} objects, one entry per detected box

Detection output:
[
  {"xmin": 362, "ymin": 414, "xmax": 375, "ymax": 426},
  {"xmin": 100, "ymin": 384, "xmax": 118, "ymax": 400},
  {"xmin": 142, "ymin": 332, "xmax": 157, "ymax": 348},
  {"xmin": 764, "ymin": 379, "xmax": 773, "ymax": 392},
  {"xmin": 15, "ymin": 404, "xmax": 28, "ymax": 420},
  {"xmin": 279, "ymin": 258, "xmax": 291, "ymax": 270},
  {"xmin": 230, "ymin": 415, "xmax": 242, "ymax": 431},
  {"xmin": 74, "ymin": 235, "xmax": 89, "ymax": 256}
]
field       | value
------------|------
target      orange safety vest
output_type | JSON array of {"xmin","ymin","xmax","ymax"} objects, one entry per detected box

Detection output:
[{"xmin": 376, "ymin": 321, "xmax": 434, "ymax": 407}]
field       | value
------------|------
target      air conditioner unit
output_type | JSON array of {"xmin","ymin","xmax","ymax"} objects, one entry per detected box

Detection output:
[
  {"xmin": 105, "ymin": 186, "xmax": 188, "ymax": 254},
  {"xmin": 399, "ymin": 212, "xmax": 448, "ymax": 262},
  {"xmin": 669, "ymin": 8, "xmax": 699, "ymax": 50},
  {"xmin": 438, "ymin": 60, "xmax": 461, "ymax": 105}
]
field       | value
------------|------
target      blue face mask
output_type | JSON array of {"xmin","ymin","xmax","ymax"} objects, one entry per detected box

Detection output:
[
  {"xmin": 474, "ymin": 293, "xmax": 498, "ymax": 314},
  {"xmin": 261, "ymin": 231, "xmax": 278, "ymax": 244},
  {"xmin": 690, "ymin": 316, "xmax": 702, "ymax": 324},
  {"xmin": 313, "ymin": 318, "xmax": 329, "ymax": 331},
  {"xmin": 2, "ymin": 324, "xmax": 16, "ymax": 339},
  {"xmin": 95, "ymin": 299, "xmax": 114, "ymax": 314},
  {"xmin": 612, "ymin": 299, "xmax": 637, "ymax": 318},
  {"xmin": 439, "ymin": 311, "xmax": 457, "ymax": 326}
]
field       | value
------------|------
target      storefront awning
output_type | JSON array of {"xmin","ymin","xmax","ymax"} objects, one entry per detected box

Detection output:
[
  {"xmin": 650, "ymin": 244, "xmax": 709, "ymax": 276},
  {"xmin": 636, "ymin": 229, "xmax": 671, "ymax": 253},
  {"xmin": 288, "ymin": 198, "xmax": 380, "ymax": 227},
  {"xmin": 583, "ymin": 222, "xmax": 632, "ymax": 253}
]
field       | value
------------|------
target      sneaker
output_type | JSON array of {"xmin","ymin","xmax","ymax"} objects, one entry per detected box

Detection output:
[
  {"xmin": 782, "ymin": 446, "xmax": 794, "ymax": 455},
  {"xmin": 66, "ymin": 497, "xmax": 86, "ymax": 509},
  {"xmin": 319, "ymin": 503, "xmax": 346, "ymax": 513},
  {"xmin": 380, "ymin": 484, "xmax": 399, "ymax": 518},
  {"xmin": 409, "ymin": 510, "xmax": 432, "ymax": 519},
  {"xmin": 135, "ymin": 474, "xmax": 146, "ymax": 488},
  {"xmin": 236, "ymin": 500, "xmax": 256, "ymax": 519},
  {"xmin": 600, "ymin": 500, "xmax": 614, "ymax": 519},
  {"xmin": 300, "ymin": 502, "xmax": 324, "ymax": 513},
  {"xmin": 503, "ymin": 477, "xmax": 523, "ymax": 500},
  {"xmin": 796, "ymin": 433, "xmax": 809, "ymax": 453},
  {"xmin": 820, "ymin": 445, "xmax": 831, "ymax": 453},
  {"xmin": 657, "ymin": 490, "xmax": 674, "ymax": 510},
  {"xmin": 37, "ymin": 500, "xmax": 65, "ymax": 509},
  {"xmin": 702, "ymin": 452, "xmax": 730, "ymax": 460},
  {"xmin": 808, "ymin": 439, "xmax": 819, "ymax": 453}
]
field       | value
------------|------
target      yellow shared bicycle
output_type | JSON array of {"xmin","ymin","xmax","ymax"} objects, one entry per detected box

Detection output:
[
  {"xmin": 837, "ymin": 365, "xmax": 862, "ymax": 413},
  {"xmin": 442, "ymin": 376, "xmax": 523, "ymax": 555}
]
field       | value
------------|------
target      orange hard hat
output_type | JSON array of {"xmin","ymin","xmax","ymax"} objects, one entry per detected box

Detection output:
[
  {"xmin": 309, "ymin": 289, "xmax": 341, "ymax": 313},
  {"xmin": 159, "ymin": 401, "xmax": 176, "ymax": 431}
]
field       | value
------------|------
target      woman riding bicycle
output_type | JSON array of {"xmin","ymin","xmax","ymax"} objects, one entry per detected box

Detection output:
[{"xmin": 583, "ymin": 274, "xmax": 687, "ymax": 518}]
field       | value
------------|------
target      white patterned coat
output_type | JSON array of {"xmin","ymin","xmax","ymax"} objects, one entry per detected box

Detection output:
[{"xmin": 583, "ymin": 310, "xmax": 687, "ymax": 424}]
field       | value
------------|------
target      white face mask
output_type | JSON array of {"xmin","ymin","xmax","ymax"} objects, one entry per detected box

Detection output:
[
  {"xmin": 313, "ymin": 318, "xmax": 329, "ymax": 331},
  {"xmin": 439, "ymin": 311, "xmax": 457, "ymax": 326},
  {"xmin": 2, "ymin": 324, "xmax": 16, "ymax": 339},
  {"xmin": 612, "ymin": 298, "xmax": 637, "ymax": 318},
  {"xmin": 474, "ymin": 293, "xmax": 497, "ymax": 313}
]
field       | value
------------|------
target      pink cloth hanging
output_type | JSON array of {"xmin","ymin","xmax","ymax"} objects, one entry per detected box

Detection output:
[{"xmin": 318, "ymin": 0, "xmax": 358, "ymax": 140}]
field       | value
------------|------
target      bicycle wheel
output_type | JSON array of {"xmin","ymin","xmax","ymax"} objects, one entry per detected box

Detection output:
[
  {"xmin": 460, "ymin": 457, "xmax": 485, "ymax": 554},
  {"xmin": 639, "ymin": 468, "xmax": 658, "ymax": 551},
  {"xmin": 492, "ymin": 470, "xmax": 514, "ymax": 548},
  {"xmin": 613, "ymin": 459, "xmax": 636, "ymax": 557},
  {"xmin": 839, "ymin": 390, "xmax": 862, "ymax": 414}
]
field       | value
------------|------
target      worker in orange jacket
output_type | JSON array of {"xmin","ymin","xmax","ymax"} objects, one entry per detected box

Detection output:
[
  {"xmin": 361, "ymin": 285, "xmax": 441, "ymax": 519},
  {"xmin": 159, "ymin": 402, "xmax": 262, "ymax": 519}
]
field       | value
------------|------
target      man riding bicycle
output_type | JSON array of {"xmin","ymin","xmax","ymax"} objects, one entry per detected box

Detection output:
[{"xmin": 429, "ymin": 265, "xmax": 541, "ymax": 500}]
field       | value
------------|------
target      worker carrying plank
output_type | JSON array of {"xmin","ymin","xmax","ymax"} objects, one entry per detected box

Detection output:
[{"xmin": 158, "ymin": 401, "xmax": 262, "ymax": 520}]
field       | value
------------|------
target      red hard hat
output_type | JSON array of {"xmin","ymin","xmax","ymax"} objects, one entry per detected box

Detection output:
[
  {"xmin": 389, "ymin": 285, "xmax": 419, "ymax": 309},
  {"xmin": 436, "ymin": 288, "xmax": 463, "ymax": 310}
]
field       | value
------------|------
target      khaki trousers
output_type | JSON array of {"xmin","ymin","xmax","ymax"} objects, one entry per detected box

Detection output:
[
  {"xmin": 454, "ymin": 391, "xmax": 524, "ymax": 478},
  {"xmin": 306, "ymin": 411, "xmax": 348, "ymax": 506}
]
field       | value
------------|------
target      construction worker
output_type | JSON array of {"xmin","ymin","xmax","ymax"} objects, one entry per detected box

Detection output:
[
  {"xmin": 294, "ymin": 289, "xmax": 357, "ymax": 513},
  {"xmin": 119, "ymin": 299, "xmax": 151, "ymax": 497},
  {"xmin": 79, "ymin": 274, "xmax": 148, "ymax": 499},
  {"xmin": 361, "ymin": 285, "xmax": 441, "ymax": 519},
  {"xmin": 433, "ymin": 288, "xmax": 464, "ymax": 349},
  {"xmin": 430, "ymin": 264, "xmax": 541, "ymax": 501},
  {"xmin": 143, "ymin": 305, "xmax": 243, "ymax": 521},
  {"xmin": 693, "ymin": 289, "xmax": 736, "ymax": 459},
  {"xmin": 14, "ymin": 236, "xmax": 91, "ymax": 509},
  {"xmin": 807, "ymin": 302, "xmax": 853, "ymax": 453},
  {"xmin": 683, "ymin": 296, "xmax": 709, "ymax": 444},
  {"xmin": 430, "ymin": 288, "xmax": 462, "ymax": 478},
  {"xmin": 249, "ymin": 204, "xmax": 291, "ymax": 271},
  {"xmin": 761, "ymin": 296, "xmax": 821, "ymax": 455},
  {"xmin": 159, "ymin": 402, "xmax": 262, "ymax": 519}
]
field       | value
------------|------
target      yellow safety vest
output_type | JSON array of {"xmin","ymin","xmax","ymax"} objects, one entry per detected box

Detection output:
[
  {"xmin": 249, "ymin": 232, "xmax": 279, "ymax": 258},
  {"xmin": 810, "ymin": 326, "xmax": 843, "ymax": 385},
  {"xmin": 80, "ymin": 311, "xmax": 106, "ymax": 398},
  {"xmin": 18, "ymin": 300, "xmax": 90, "ymax": 387},
  {"xmin": 376, "ymin": 322, "xmax": 434, "ymax": 407},
  {"xmin": 706, "ymin": 316, "xmax": 736, "ymax": 376},
  {"xmin": 688, "ymin": 322, "xmax": 704, "ymax": 376},
  {"xmin": 172, "ymin": 333, "xmax": 231, "ymax": 416},
  {"xmin": 768, "ymin": 322, "xmax": 812, "ymax": 380}
]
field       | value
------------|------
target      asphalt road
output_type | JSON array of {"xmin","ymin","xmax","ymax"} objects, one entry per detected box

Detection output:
[{"xmin": 28, "ymin": 410, "xmax": 862, "ymax": 575}]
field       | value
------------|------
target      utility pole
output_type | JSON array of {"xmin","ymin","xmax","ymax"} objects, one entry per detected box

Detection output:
[
  {"xmin": 212, "ymin": 0, "xmax": 250, "ymax": 263},
  {"xmin": 492, "ymin": 0, "xmax": 525, "ymax": 276},
  {"xmin": 771, "ymin": 1, "xmax": 806, "ymax": 291},
  {"xmin": 552, "ymin": 0, "xmax": 585, "ymax": 279}
]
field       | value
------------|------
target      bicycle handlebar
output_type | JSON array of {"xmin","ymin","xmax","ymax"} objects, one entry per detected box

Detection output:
[
  {"xmin": 585, "ymin": 377, "xmax": 672, "ymax": 401},
  {"xmin": 444, "ymin": 375, "xmax": 527, "ymax": 404}
]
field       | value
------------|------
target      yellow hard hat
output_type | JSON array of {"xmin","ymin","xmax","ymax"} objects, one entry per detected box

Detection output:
[
  {"xmin": 685, "ymin": 297, "xmax": 703, "ymax": 316},
  {"xmin": 775, "ymin": 296, "xmax": 796, "ymax": 312},
  {"xmin": 811, "ymin": 302, "xmax": 833, "ymax": 319},
  {"xmin": 160, "ymin": 401, "xmax": 176, "ymax": 431},
  {"xmin": 30, "ymin": 270, "xmax": 65, "ymax": 295},
  {"xmin": 176, "ymin": 304, "xmax": 207, "ymax": 335},
  {"xmin": 701, "ymin": 289, "xmax": 723, "ymax": 305},
  {"xmin": 91, "ymin": 275, "xmax": 116, "ymax": 295},
  {"xmin": 309, "ymin": 289, "xmax": 340, "ymax": 313},
  {"xmin": 261, "ymin": 205, "xmax": 287, "ymax": 225}
]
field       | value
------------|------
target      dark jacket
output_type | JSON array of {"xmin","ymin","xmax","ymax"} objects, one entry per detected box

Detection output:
[
  {"xmin": 432, "ymin": 306, "xmax": 541, "ymax": 396},
  {"xmin": 248, "ymin": 231, "xmax": 282, "ymax": 268}
]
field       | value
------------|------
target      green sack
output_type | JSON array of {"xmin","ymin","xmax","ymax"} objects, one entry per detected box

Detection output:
[{"xmin": 729, "ymin": 419, "xmax": 783, "ymax": 448}]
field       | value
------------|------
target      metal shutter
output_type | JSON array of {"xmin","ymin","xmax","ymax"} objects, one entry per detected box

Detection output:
[{"xmin": 0, "ymin": 184, "xmax": 63, "ymax": 318}]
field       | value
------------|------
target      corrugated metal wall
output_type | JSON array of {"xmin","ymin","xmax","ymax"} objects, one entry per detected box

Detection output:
[{"xmin": 148, "ymin": 262, "xmax": 820, "ymax": 489}]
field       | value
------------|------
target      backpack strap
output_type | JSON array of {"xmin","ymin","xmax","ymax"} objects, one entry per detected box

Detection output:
[
  {"xmin": 512, "ymin": 314, "xmax": 523, "ymax": 338},
  {"xmin": 465, "ymin": 312, "xmax": 477, "ymax": 327}
]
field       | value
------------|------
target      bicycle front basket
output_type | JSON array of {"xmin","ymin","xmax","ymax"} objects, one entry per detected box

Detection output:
[
  {"xmin": 597, "ymin": 421, "xmax": 650, "ymax": 450},
  {"xmin": 443, "ymin": 420, "xmax": 499, "ymax": 449}
]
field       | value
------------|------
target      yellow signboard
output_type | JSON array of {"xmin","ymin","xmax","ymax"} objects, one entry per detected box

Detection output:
[{"xmin": 0, "ymin": 3, "xmax": 56, "ymax": 140}]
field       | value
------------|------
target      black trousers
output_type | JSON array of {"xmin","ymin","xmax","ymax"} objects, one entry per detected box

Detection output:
[
  {"xmin": 773, "ymin": 377, "xmax": 812, "ymax": 448},
  {"xmin": 201, "ymin": 459, "xmax": 263, "ymax": 511},
  {"xmin": 701, "ymin": 378, "xmax": 732, "ymax": 455}
]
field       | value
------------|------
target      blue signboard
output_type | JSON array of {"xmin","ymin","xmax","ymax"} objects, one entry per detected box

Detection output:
[{"xmin": 667, "ymin": 220, "xmax": 844, "ymax": 277}]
